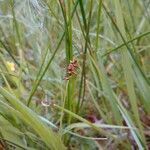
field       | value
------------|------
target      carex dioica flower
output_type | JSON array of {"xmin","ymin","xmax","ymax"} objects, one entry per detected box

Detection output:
[{"xmin": 64, "ymin": 59, "xmax": 78, "ymax": 80}]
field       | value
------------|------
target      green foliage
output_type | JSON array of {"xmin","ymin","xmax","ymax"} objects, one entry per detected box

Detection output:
[{"xmin": 0, "ymin": 0, "xmax": 149, "ymax": 149}]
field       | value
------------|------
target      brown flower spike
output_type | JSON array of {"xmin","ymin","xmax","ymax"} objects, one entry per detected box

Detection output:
[{"xmin": 64, "ymin": 59, "xmax": 78, "ymax": 80}]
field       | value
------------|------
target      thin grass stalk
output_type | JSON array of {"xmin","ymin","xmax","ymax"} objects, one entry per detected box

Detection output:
[
  {"xmin": 95, "ymin": 0, "xmax": 102, "ymax": 52},
  {"xmin": 102, "ymin": 31, "xmax": 150, "ymax": 57},
  {"xmin": 76, "ymin": 0, "xmax": 93, "ymax": 113}
]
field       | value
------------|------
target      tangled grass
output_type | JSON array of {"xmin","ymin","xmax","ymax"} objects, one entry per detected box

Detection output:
[{"xmin": 0, "ymin": 0, "xmax": 150, "ymax": 149}]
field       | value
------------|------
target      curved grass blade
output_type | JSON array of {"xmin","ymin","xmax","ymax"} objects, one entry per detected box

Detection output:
[{"xmin": 0, "ymin": 87, "xmax": 66, "ymax": 150}]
